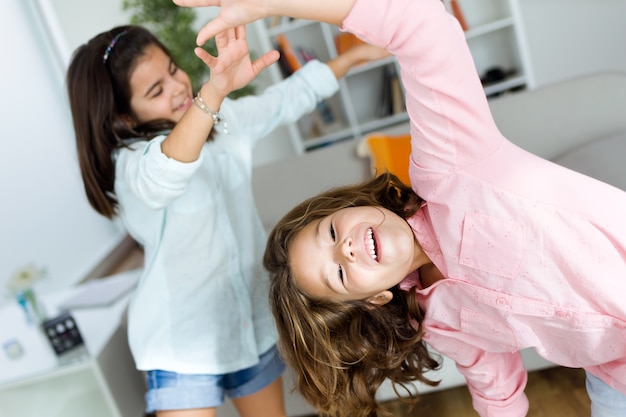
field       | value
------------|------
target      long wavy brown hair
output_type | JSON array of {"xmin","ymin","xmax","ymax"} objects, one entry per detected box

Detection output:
[
  {"xmin": 264, "ymin": 172, "xmax": 441, "ymax": 417},
  {"xmin": 66, "ymin": 25, "xmax": 192, "ymax": 219}
]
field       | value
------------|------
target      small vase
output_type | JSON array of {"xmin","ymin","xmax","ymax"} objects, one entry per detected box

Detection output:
[{"xmin": 15, "ymin": 288, "xmax": 47, "ymax": 326}]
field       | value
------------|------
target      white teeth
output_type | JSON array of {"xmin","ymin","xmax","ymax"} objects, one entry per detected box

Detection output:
[{"xmin": 367, "ymin": 228, "xmax": 377, "ymax": 260}]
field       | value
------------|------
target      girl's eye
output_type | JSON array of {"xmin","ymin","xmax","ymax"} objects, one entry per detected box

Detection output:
[
  {"xmin": 338, "ymin": 265, "xmax": 344, "ymax": 283},
  {"xmin": 330, "ymin": 224, "xmax": 336, "ymax": 241},
  {"xmin": 169, "ymin": 61, "xmax": 178, "ymax": 75}
]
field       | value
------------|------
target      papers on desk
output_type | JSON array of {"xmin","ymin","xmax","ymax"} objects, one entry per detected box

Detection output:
[
  {"xmin": 58, "ymin": 269, "xmax": 141, "ymax": 310},
  {"xmin": 0, "ymin": 304, "xmax": 59, "ymax": 384}
]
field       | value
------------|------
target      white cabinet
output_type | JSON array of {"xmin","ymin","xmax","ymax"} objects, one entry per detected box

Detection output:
[
  {"xmin": 0, "ymin": 270, "xmax": 145, "ymax": 417},
  {"xmin": 251, "ymin": 0, "xmax": 533, "ymax": 156}
]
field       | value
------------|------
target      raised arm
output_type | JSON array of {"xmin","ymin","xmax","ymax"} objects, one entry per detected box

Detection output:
[
  {"xmin": 173, "ymin": 0, "xmax": 355, "ymax": 46},
  {"xmin": 161, "ymin": 25, "xmax": 278, "ymax": 161},
  {"xmin": 326, "ymin": 43, "xmax": 391, "ymax": 79}
]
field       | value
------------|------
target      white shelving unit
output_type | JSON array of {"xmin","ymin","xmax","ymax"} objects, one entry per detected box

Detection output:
[
  {"xmin": 451, "ymin": 0, "xmax": 533, "ymax": 97},
  {"xmin": 252, "ymin": 0, "xmax": 532, "ymax": 156},
  {"xmin": 254, "ymin": 18, "xmax": 409, "ymax": 154}
]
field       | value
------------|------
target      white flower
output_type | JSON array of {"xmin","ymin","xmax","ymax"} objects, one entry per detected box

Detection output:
[{"xmin": 8, "ymin": 264, "xmax": 47, "ymax": 293}]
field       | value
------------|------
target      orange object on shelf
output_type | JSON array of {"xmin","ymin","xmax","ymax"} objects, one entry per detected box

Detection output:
[
  {"xmin": 334, "ymin": 33, "xmax": 365, "ymax": 55},
  {"xmin": 363, "ymin": 133, "xmax": 412, "ymax": 186},
  {"xmin": 276, "ymin": 34, "xmax": 302, "ymax": 74},
  {"xmin": 450, "ymin": 0, "xmax": 469, "ymax": 31}
]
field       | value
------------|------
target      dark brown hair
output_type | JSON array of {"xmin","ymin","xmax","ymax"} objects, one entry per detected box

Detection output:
[
  {"xmin": 264, "ymin": 172, "xmax": 441, "ymax": 417},
  {"xmin": 66, "ymin": 25, "xmax": 177, "ymax": 219}
]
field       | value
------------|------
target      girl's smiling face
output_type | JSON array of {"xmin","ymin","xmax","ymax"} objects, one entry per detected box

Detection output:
[
  {"xmin": 289, "ymin": 206, "xmax": 426, "ymax": 303},
  {"xmin": 127, "ymin": 44, "xmax": 193, "ymax": 125}
]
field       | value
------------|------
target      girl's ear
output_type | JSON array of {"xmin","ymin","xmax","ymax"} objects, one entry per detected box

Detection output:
[
  {"xmin": 121, "ymin": 114, "xmax": 135, "ymax": 129},
  {"xmin": 366, "ymin": 290, "xmax": 393, "ymax": 306}
]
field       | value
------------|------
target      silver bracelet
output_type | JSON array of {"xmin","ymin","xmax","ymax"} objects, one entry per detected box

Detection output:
[{"xmin": 193, "ymin": 91, "xmax": 229, "ymax": 134}]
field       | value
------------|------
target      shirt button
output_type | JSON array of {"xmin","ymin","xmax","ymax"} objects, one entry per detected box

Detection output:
[
  {"xmin": 555, "ymin": 310, "xmax": 568, "ymax": 318},
  {"xmin": 495, "ymin": 298, "xmax": 508, "ymax": 306}
]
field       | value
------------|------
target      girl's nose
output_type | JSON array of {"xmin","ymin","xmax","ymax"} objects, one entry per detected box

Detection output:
[
  {"xmin": 337, "ymin": 237, "xmax": 355, "ymax": 262},
  {"xmin": 173, "ymin": 78, "xmax": 188, "ymax": 93}
]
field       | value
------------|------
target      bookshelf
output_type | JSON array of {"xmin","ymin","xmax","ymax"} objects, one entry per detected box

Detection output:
[
  {"xmin": 252, "ymin": 0, "xmax": 532, "ymax": 156},
  {"xmin": 448, "ymin": 0, "xmax": 533, "ymax": 97},
  {"xmin": 253, "ymin": 18, "xmax": 408, "ymax": 154}
]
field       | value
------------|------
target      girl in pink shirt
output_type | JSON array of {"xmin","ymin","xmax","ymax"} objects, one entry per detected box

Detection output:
[{"xmin": 176, "ymin": 0, "xmax": 626, "ymax": 416}]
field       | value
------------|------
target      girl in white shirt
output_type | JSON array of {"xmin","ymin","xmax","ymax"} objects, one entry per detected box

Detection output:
[{"xmin": 67, "ymin": 23, "xmax": 388, "ymax": 417}]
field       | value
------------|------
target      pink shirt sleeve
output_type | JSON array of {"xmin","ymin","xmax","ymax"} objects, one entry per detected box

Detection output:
[
  {"xmin": 343, "ymin": 0, "xmax": 504, "ymax": 180},
  {"xmin": 427, "ymin": 332, "xmax": 529, "ymax": 417}
]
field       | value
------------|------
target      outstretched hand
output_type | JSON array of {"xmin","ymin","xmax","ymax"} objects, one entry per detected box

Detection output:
[
  {"xmin": 196, "ymin": 25, "xmax": 279, "ymax": 98},
  {"xmin": 173, "ymin": 0, "xmax": 272, "ymax": 46},
  {"xmin": 349, "ymin": 43, "xmax": 392, "ymax": 64},
  {"xmin": 173, "ymin": 0, "xmax": 352, "ymax": 46}
]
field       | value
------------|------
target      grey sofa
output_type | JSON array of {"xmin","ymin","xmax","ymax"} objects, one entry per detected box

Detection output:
[{"xmin": 253, "ymin": 71, "xmax": 626, "ymax": 231}]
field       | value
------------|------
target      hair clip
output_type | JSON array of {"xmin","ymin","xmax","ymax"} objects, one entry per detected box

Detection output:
[{"xmin": 102, "ymin": 30, "xmax": 128, "ymax": 64}]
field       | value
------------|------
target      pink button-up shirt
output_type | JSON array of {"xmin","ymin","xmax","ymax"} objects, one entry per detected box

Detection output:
[{"xmin": 343, "ymin": 0, "xmax": 626, "ymax": 416}]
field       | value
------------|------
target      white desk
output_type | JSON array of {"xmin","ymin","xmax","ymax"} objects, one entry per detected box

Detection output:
[{"xmin": 0, "ymin": 269, "xmax": 146, "ymax": 417}]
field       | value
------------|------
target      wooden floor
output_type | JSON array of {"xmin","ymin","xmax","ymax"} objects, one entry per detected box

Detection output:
[{"xmin": 380, "ymin": 366, "xmax": 590, "ymax": 417}]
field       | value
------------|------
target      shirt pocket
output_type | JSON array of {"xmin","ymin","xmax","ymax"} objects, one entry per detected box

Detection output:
[
  {"xmin": 460, "ymin": 307, "xmax": 519, "ymax": 352},
  {"xmin": 168, "ymin": 169, "xmax": 217, "ymax": 213},
  {"xmin": 217, "ymin": 151, "xmax": 245, "ymax": 191},
  {"xmin": 459, "ymin": 212, "xmax": 525, "ymax": 278}
]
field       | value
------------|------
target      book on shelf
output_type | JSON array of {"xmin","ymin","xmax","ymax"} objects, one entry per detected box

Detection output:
[
  {"xmin": 275, "ymin": 34, "xmax": 303, "ymax": 76},
  {"xmin": 446, "ymin": 0, "xmax": 469, "ymax": 31},
  {"xmin": 377, "ymin": 64, "xmax": 405, "ymax": 118},
  {"xmin": 297, "ymin": 46, "xmax": 317, "ymax": 63},
  {"xmin": 282, "ymin": 45, "xmax": 343, "ymax": 138},
  {"xmin": 390, "ymin": 67, "xmax": 405, "ymax": 115},
  {"xmin": 377, "ymin": 66, "xmax": 392, "ymax": 118},
  {"xmin": 309, "ymin": 99, "xmax": 343, "ymax": 138}
]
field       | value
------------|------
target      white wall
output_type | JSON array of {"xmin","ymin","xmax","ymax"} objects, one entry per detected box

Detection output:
[
  {"xmin": 0, "ymin": 2, "xmax": 125, "ymax": 297},
  {"xmin": 516, "ymin": 0, "xmax": 626, "ymax": 87}
]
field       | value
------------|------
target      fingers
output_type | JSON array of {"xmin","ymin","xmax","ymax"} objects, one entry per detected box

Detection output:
[
  {"xmin": 171, "ymin": 0, "xmax": 224, "ymax": 45},
  {"xmin": 214, "ymin": 25, "xmax": 245, "ymax": 51},
  {"xmin": 235, "ymin": 24, "xmax": 246, "ymax": 41},
  {"xmin": 251, "ymin": 50, "xmax": 280, "ymax": 75},
  {"xmin": 196, "ymin": 18, "xmax": 230, "ymax": 46},
  {"xmin": 214, "ymin": 26, "xmax": 231, "ymax": 50},
  {"xmin": 194, "ymin": 46, "xmax": 217, "ymax": 69},
  {"xmin": 172, "ymin": 0, "xmax": 218, "ymax": 6},
  {"xmin": 369, "ymin": 46, "xmax": 392, "ymax": 61},
  {"xmin": 226, "ymin": 25, "xmax": 237, "ymax": 43}
]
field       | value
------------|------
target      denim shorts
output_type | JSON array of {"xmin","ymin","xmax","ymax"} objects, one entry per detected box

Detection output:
[
  {"xmin": 586, "ymin": 371, "xmax": 626, "ymax": 417},
  {"xmin": 145, "ymin": 345, "xmax": 285, "ymax": 412}
]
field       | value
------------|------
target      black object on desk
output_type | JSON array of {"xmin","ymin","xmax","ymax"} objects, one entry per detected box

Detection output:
[{"xmin": 41, "ymin": 312, "xmax": 84, "ymax": 356}]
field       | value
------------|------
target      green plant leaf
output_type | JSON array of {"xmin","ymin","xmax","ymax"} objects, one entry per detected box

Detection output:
[{"xmin": 122, "ymin": 0, "xmax": 254, "ymax": 97}]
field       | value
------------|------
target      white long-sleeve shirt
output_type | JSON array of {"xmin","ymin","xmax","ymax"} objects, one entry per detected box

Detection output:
[{"xmin": 114, "ymin": 60, "xmax": 339, "ymax": 374}]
